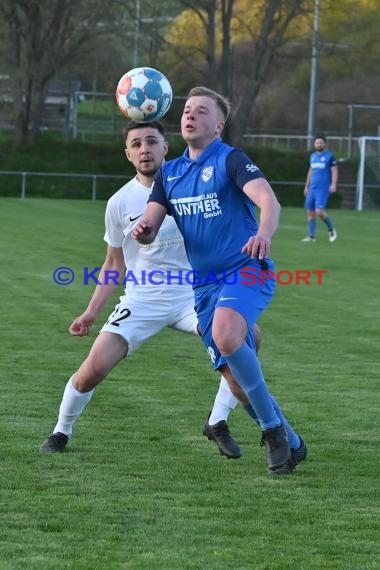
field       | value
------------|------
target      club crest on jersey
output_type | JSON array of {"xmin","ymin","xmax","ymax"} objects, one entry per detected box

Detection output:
[{"xmin": 201, "ymin": 166, "xmax": 214, "ymax": 182}]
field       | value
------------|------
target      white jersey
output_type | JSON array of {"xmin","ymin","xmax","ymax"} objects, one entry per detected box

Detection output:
[
  {"xmin": 104, "ymin": 176, "xmax": 192, "ymax": 296},
  {"xmin": 101, "ymin": 176, "xmax": 197, "ymax": 353}
]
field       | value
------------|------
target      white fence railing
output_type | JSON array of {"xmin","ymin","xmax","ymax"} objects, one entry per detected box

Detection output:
[
  {"xmin": 0, "ymin": 170, "xmax": 356, "ymax": 206},
  {"xmin": 242, "ymin": 134, "xmax": 360, "ymax": 156},
  {"xmin": 0, "ymin": 169, "xmax": 305, "ymax": 200},
  {"xmin": 0, "ymin": 119, "xmax": 361, "ymax": 156},
  {"xmin": 0, "ymin": 170, "xmax": 128, "ymax": 200}
]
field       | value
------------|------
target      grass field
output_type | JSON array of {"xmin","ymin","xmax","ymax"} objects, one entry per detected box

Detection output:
[{"xmin": 0, "ymin": 198, "xmax": 379, "ymax": 570}]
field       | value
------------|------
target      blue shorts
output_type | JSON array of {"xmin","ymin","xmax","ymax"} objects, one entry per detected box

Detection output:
[
  {"xmin": 305, "ymin": 188, "xmax": 330, "ymax": 210},
  {"xmin": 194, "ymin": 259, "xmax": 276, "ymax": 370}
]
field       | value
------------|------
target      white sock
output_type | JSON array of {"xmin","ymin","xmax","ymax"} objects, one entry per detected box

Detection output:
[
  {"xmin": 208, "ymin": 376, "xmax": 239, "ymax": 425},
  {"xmin": 53, "ymin": 377, "xmax": 94, "ymax": 436}
]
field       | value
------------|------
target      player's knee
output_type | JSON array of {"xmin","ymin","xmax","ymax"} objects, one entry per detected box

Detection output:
[
  {"xmin": 73, "ymin": 362, "xmax": 108, "ymax": 391},
  {"xmin": 213, "ymin": 311, "xmax": 247, "ymax": 355},
  {"xmin": 214, "ymin": 332, "xmax": 242, "ymax": 355},
  {"xmin": 215, "ymin": 320, "xmax": 258, "ymax": 355}
]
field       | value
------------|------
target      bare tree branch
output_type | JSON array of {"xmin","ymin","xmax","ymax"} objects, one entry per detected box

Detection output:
[{"xmin": 0, "ymin": 0, "xmax": 121, "ymax": 143}]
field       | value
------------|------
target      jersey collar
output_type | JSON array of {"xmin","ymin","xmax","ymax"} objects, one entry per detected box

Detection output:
[{"xmin": 183, "ymin": 138, "xmax": 223, "ymax": 165}]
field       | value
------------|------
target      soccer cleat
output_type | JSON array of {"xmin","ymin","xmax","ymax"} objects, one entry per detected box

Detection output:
[
  {"xmin": 260, "ymin": 425, "xmax": 290, "ymax": 471},
  {"xmin": 203, "ymin": 416, "xmax": 242, "ymax": 459},
  {"xmin": 301, "ymin": 236, "xmax": 316, "ymax": 242},
  {"xmin": 329, "ymin": 229, "xmax": 338, "ymax": 242},
  {"xmin": 39, "ymin": 432, "xmax": 69, "ymax": 454},
  {"xmin": 269, "ymin": 437, "xmax": 308, "ymax": 475},
  {"xmin": 291, "ymin": 437, "xmax": 308, "ymax": 466}
]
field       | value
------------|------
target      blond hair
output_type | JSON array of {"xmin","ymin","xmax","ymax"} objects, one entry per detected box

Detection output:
[{"xmin": 187, "ymin": 86, "xmax": 231, "ymax": 121}]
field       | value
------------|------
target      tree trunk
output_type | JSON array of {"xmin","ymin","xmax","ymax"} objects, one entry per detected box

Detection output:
[
  {"xmin": 1, "ymin": 0, "xmax": 120, "ymax": 145},
  {"xmin": 228, "ymin": 0, "xmax": 306, "ymax": 146},
  {"xmin": 27, "ymin": 84, "xmax": 47, "ymax": 145},
  {"xmin": 218, "ymin": 0, "xmax": 234, "ymax": 97},
  {"xmin": 205, "ymin": 0, "xmax": 217, "ymax": 89}
]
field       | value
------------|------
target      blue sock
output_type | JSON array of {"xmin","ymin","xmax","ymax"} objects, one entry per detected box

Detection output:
[
  {"xmin": 323, "ymin": 216, "xmax": 334, "ymax": 231},
  {"xmin": 308, "ymin": 218, "xmax": 316, "ymax": 237},
  {"xmin": 244, "ymin": 399, "xmax": 301, "ymax": 449},
  {"xmin": 224, "ymin": 342, "xmax": 280, "ymax": 430}
]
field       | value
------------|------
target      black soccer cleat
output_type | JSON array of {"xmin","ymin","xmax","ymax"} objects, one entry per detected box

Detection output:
[
  {"xmin": 291, "ymin": 437, "xmax": 308, "ymax": 466},
  {"xmin": 260, "ymin": 424, "xmax": 290, "ymax": 471},
  {"xmin": 269, "ymin": 436, "xmax": 308, "ymax": 475},
  {"xmin": 203, "ymin": 416, "xmax": 242, "ymax": 459},
  {"xmin": 39, "ymin": 432, "xmax": 69, "ymax": 454}
]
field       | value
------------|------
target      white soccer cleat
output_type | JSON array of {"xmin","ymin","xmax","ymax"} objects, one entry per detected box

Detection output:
[
  {"xmin": 301, "ymin": 236, "xmax": 316, "ymax": 243},
  {"xmin": 329, "ymin": 229, "xmax": 338, "ymax": 242}
]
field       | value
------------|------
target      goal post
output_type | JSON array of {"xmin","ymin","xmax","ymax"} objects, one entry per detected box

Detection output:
[{"xmin": 356, "ymin": 136, "xmax": 380, "ymax": 211}]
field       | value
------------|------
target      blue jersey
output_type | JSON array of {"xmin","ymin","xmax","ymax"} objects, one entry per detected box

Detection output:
[
  {"xmin": 309, "ymin": 150, "xmax": 337, "ymax": 192},
  {"xmin": 149, "ymin": 138, "xmax": 266, "ymax": 285}
]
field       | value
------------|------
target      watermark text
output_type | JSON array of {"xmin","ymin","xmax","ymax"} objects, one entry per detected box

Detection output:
[{"xmin": 52, "ymin": 266, "xmax": 327, "ymax": 287}]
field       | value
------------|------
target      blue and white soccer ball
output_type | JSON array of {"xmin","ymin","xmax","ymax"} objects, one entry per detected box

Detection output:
[{"xmin": 116, "ymin": 67, "xmax": 173, "ymax": 122}]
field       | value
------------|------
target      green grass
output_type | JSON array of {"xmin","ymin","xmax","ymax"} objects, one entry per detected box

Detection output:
[
  {"xmin": 0, "ymin": 199, "xmax": 379, "ymax": 569},
  {"xmin": 78, "ymin": 98, "xmax": 116, "ymax": 118}
]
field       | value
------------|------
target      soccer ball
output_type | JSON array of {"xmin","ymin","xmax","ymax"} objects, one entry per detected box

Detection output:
[{"xmin": 115, "ymin": 67, "xmax": 173, "ymax": 122}]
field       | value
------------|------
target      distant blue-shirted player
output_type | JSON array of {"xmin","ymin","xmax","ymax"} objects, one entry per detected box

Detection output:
[
  {"xmin": 132, "ymin": 86, "xmax": 307, "ymax": 475},
  {"xmin": 302, "ymin": 135, "xmax": 338, "ymax": 243}
]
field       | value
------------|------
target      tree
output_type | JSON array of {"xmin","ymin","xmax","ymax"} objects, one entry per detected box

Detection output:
[
  {"xmin": 256, "ymin": 0, "xmax": 380, "ymax": 135},
  {"xmin": 165, "ymin": 0, "xmax": 309, "ymax": 145},
  {"xmin": 179, "ymin": 0, "xmax": 234, "ymax": 94},
  {"xmin": 228, "ymin": 0, "xmax": 309, "ymax": 145},
  {"xmin": 0, "ymin": 0, "xmax": 123, "ymax": 144}
]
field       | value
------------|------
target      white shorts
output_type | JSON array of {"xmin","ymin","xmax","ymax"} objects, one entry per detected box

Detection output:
[{"xmin": 100, "ymin": 287, "xmax": 198, "ymax": 356}]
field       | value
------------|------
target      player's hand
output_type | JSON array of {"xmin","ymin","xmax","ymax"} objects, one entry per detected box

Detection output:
[
  {"xmin": 304, "ymin": 186, "xmax": 309, "ymax": 196},
  {"xmin": 131, "ymin": 219, "xmax": 154, "ymax": 241},
  {"xmin": 329, "ymin": 185, "xmax": 337, "ymax": 193},
  {"xmin": 241, "ymin": 234, "xmax": 271, "ymax": 260},
  {"xmin": 69, "ymin": 312, "xmax": 96, "ymax": 336}
]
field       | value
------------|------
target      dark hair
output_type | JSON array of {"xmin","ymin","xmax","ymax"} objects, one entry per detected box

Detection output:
[
  {"xmin": 314, "ymin": 134, "xmax": 326, "ymax": 142},
  {"xmin": 122, "ymin": 120, "xmax": 165, "ymax": 140}
]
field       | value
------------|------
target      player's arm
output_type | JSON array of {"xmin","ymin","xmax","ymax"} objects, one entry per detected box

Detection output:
[
  {"xmin": 225, "ymin": 149, "xmax": 280, "ymax": 260},
  {"xmin": 241, "ymin": 179, "xmax": 281, "ymax": 260},
  {"xmin": 132, "ymin": 169, "xmax": 168, "ymax": 244},
  {"xmin": 330, "ymin": 164, "xmax": 338, "ymax": 193},
  {"xmin": 69, "ymin": 245, "xmax": 125, "ymax": 336},
  {"xmin": 131, "ymin": 201, "xmax": 167, "ymax": 244},
  {"xmin": 304, "ymin": 167, "xmax": 311, "ymax": 196}
]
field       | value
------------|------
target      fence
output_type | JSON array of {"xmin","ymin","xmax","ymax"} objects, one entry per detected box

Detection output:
[
  {"xmin": 0, "ymin": 85, "xmax": 372, "ymax": 157},
  {"xmin": 0, "ymin": 170, "xmax": 351, "ymax": 208},
  {"xmin": 0, "ymin": 170, "xmax": 128, "ymax": 200},
  {"xmin": 242, "ymin": 134, "xmax": 359, "ymax": 156}
]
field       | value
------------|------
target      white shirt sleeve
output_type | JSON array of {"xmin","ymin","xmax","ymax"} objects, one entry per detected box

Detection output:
[{"xmin": 104, "ymin": 196, "xmax": 124, "ymax": 247}]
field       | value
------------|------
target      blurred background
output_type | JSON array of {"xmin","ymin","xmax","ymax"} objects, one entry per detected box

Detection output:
[{"xmin": 0, "ymin": 0, "xmax": 379, "ymax": 207}]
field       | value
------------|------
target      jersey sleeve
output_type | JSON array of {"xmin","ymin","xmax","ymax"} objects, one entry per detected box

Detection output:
[
  {"xmin": 148, "ymin": 167, "xmax": 169, "ymax": 210},
  {"xmin": 329, "ymin": 153, "xmax": 338, "ymax": 167},
  {"xmin": 226, "ymin": 148, "xmax": 266, "ymax": 190},
  {"xmin": 104, "ymin": 197, "xmax": 124, "ymax": 247}
]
